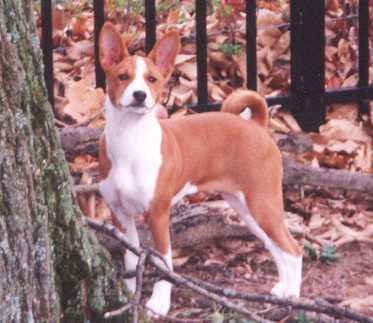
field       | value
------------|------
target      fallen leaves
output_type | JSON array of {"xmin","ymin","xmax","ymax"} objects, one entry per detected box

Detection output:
[{"xmin": 63, "ymin": 78, "xmax": 105, "ymax": 122}]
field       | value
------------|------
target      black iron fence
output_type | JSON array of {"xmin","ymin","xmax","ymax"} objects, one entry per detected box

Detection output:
[{"xmin": 41, "ymin": 0, "xmax": 372, "ymax": 131}]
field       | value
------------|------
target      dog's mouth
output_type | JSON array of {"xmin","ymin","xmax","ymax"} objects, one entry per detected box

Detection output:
[{"xmin": 120, "ymin": 103, "xmax": 154, "ymax": 114}]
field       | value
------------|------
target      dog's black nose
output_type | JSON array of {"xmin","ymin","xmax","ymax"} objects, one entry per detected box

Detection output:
[{"xmin": 133, "ymin": 90, "xmax": 147, "ymax": 103}]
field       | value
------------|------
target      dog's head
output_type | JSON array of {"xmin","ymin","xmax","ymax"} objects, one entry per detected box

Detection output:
[{"xmin": 99, "ymin": 22, "xmax": 180, "ymax": 114}]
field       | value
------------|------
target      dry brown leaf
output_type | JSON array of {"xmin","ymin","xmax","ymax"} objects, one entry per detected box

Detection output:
[
  {"xmin": 177, "ymin": 61, "xmax": 197, "ymax": 80},
  {"xmin": 95, "ymin": 198, "xmax": 112, "ymax": 220},
  {"xmin": 269, "ymin": 117, "xmax": 290, "ymax": 133},
  {"xmin": 339, "ymin": 296, "xmax": 373, "ymax": 314},
  {"xmin": 276, "ymin": 111, "xmax": 301, "ymax": 132},
  {"xmin": 71, "ymin": 15, "xmax": 89, "ymax": 39},
  {"xmin": 319, "ymin": 119, "xmax": 371, "ymax": 143},
  {"xmin": 65, "ymin": 39, "xmax": 94, "ymax": 60},
  {"xmin": 64, "ymin": 78, "xmax": 105, "ymax": 122},
  {"xmin": 175, "ymin": 54, "xmax": 195, "ymax": 66},
  {"xmin": 326, "ymin": 140, "xmax": 359, "ymax": 155},
  {"xmin": 327, "ymin": 103, "xmax": 358, "ymax": 121},
  {"xmin": 69, "ymin": 154, "xmax": 98, "ymax": 174}
]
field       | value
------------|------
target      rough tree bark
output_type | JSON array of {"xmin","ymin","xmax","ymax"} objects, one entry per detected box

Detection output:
[{"xmin": 0, "ymin": 2, "xmax": 128, "ymax": 322}]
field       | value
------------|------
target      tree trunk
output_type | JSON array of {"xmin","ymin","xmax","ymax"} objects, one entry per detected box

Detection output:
[{"xmin": 0, "ymin": 2, "xmax": 128, "ymax": 322}]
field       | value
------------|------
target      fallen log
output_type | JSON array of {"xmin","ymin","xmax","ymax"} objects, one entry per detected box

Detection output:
[
  {"xmin": 93, "ymin": 200, "xmax": 303, "ymax": 253},
  {"xmin": 62, "ymin": 127, "xmax": 373, "ymax": 192},
  {"xmin": 59, "ymin": 127, "xmax": 313, "ymax": 159},
  {"xmin": 284, "ymin": 159, "xmax": 373, "ymax": 192}
]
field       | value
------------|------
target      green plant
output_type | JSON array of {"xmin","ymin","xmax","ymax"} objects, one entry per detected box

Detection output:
[
  {"xmin": 296, "ymin": 310, "xmax": 314, "ymax": 323},
  {"xmin": 303, "ymin": 243, "xmax": 317, "ymax": 261},
  {"xmin": 157, "ymin": 0, "xmax": 176, "ymax": 13},
  {"xmin": 320, "ymin": 244, "xmax": 338, "ymax": 265},
  {"xmin": 212, "ymin": 0, "xmax": 232, "ymax": 17},
  {"xmin": 220, "ymin": 43, "xmax": 243, "ymax": 56}
]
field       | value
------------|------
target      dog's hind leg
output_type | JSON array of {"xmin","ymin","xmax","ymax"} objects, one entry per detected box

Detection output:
[{"xmin": 222, "ymin": 191, "xmax": 302, "ymax": 298}]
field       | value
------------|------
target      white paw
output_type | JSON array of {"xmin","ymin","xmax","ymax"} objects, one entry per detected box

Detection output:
[
  {"xmin": 146, "ymin": 296, "xmax": 171, "ymax": 318},
  {"xmin": 271, "ymin": 281, "xmax": 287, "ymax": 298},
  {"xmin": 145, "ymin": 281, "xmax": 172, "ymax": 317},
  {"xmin": 125, "ymin": 278, "xmax": 136, "ymax": 294},
  {"xmin": 271, "ymin": 281, "xmax": 300, "ymax": 298}
]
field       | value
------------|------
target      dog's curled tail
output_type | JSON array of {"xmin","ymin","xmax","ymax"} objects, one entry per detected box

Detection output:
[{"xmin": 221, "ymin": 89, "xmax": 268, "ymax": 128}]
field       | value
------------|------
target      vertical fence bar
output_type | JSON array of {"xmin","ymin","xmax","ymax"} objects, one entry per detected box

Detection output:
[
  {"xmin": 41, "ymin": 0, "xmax": 54, "ymax": 108},
  {"xmin": 290, "ymin": 0, "xmax": 325, "ymax": 131},
  {"xmin": 94, "ymin": 0, "xmax": 105, "ymax": 89},
  {"xmin": 196, "ymin": 0, "xmax": 208, "ymax": 108},
  {"xmin": 145, "ymin": 0, "xmax": 156, "ymax": 53},
  {"xmin": 358, "ymin": 0, "xmax": 369, "ymax": 114},
  {"xmin": 245, "ymin": 0, "xmax": 257, "ymax": 90}
]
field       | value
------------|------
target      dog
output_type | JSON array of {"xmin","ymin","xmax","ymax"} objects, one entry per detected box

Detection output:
[{"xmin": 98, "ymin": 22, "xmax": 302, "ymax": 317}]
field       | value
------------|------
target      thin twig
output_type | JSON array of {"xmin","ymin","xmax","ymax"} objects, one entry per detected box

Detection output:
[
  {"xmin": 104, "ymin": 303, "xmax": 132, "ymax": 320},
  {"xmin": 54, "ymin": 118, "xmax": 69, "ymax": 128},
  {"xmin": 74, "ymin": 183, "xmax": 99, "ymax": 194},
  {"xmin": 87, "ymin": 218, "xmax": 272, "ymax": 323},
  {"xmin": 104, "ymin": 251, "xmax": 148, "ymax": 322},
  {"xmin": 132, "ymin": 251, "xmax": 148, "ymax": 323},
  {"xmin": 87, "ymin": 218, "xmax": 373, "ymax": 323},
  {"xmin": 182, "ymin": 276, "xmax": 373, "ymax": 323}
]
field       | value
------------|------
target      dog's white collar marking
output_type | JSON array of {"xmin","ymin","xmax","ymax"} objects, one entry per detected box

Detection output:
[
  {"xmin": 101, "ymin": 97, "xmax": 162, "ymax": 216},
  {"xmin": 120, "ymin": 57, "xmax": 155, "ymax": 110}
]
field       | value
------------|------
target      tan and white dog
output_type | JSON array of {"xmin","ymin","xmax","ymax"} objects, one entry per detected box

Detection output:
[{"xmin": 98, "ymin": 22, "xmax": 302, "ymax": 317}]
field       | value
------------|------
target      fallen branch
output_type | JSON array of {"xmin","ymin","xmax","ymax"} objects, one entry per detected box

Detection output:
[
  {"xmin": 87, "ymin": 218, "xmax": 273, "ymax": 323},
  {"xmin": 74, "ymin": 183, "xmax": 99, "ymax": 195},
  {"xmin": 284, "ymin": 159, "xmax": 373, "ymax": 193},
  {"xmin": 86, "ymin": 218, "xmax": 373, "ymax": 323}
]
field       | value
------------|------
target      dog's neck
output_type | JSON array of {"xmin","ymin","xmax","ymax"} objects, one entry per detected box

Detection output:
[
  {"xmin": 104, "ymin": 96, "xmax": 162, "ymax": 163},
  {"xmin": 105, "ymin": 96, "xmax": 158, "ymax": 127}
]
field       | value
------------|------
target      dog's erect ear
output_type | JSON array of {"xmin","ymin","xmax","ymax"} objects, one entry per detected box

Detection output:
[
  {"xmin": 148, "ymin": 30, "xmax": 181, "ymax": 80},
  {"xmin": 99, "ymin": 22, "xmax": 128, "ymax": 72}
]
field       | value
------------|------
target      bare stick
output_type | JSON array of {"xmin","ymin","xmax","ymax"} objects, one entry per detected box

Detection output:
[
  {"xmin": 104, "ymin": 303, "xmax": 132, "ymax": 320},
  {"xmin": 86, "ymin": 218, "xmax": 373, "ymax": 323},
  {"xmin": 87, "ymin": 218, "xmax": 272, "ymax": 323},
  {"xmin": 104, "ymin": 251, "xmax": 148, "ymax": 322},
  {"xmin": 74, "ymin": 183, "xmax": 99, "ymax": 194}
]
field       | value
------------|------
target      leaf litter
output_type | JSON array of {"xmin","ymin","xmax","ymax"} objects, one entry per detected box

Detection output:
[{"xmin": 34, "ymin": 0, "xmax": 373, "ymax": 320}]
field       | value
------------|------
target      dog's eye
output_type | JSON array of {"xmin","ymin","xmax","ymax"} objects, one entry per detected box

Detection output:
[
  {"xmin": 148, "ymin": 75, "xmax": 157, "ymax": 83},
  {"xmin": 118, "ymin": 73, "xmax": 129, "ymax": 81}
]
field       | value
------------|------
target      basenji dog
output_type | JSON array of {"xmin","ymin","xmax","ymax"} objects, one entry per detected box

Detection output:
[{"xmin": 98, "ymin": 22, "xmax": 302, "ymax": 317}]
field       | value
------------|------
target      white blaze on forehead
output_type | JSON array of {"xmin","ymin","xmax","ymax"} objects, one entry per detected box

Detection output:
[{"xmin": 120, "ymin": 57, "xmax": 155, "ymax": 108}]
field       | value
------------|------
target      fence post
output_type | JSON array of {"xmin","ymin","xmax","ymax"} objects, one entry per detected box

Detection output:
[
  {"xmin": 290, "ymin": 0, "xmax": 325, "ymax": 131},
  {"xmin": 41, "ymin": 0, "xmax": 54, "ymax": 109},
  {"xmin": 196, "ymin": 0, "xmax": 208, "ymax": 108},
  {"xmin": 94, "ymin": 0, "xmax": 105, "ymax": 89},
  {"xmin": 245, "ymin": 0, "xmax": 257, "ymax": 90},
  {"xmin": 145, "ymin": 0, "xmax": 156, "ymax": 53},
  {"xmin": 358, "ymin": 0, "xmax": 370, "ymax": 115}
]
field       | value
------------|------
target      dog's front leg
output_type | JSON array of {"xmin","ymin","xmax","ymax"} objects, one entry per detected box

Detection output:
[
  {"xmin": 145, "ymin": 203, "xmax": 173, "ymax": 317},
  {"xmin": 99, "ymin": 179, "xmax": 140, "ymax": 293},
  {"xmin": 119, "ymin": 214, "xmax": 140, "ymax": 294}
]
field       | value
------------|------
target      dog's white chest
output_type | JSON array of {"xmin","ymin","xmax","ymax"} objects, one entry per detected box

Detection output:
[{"xmin": 103, "ymin": 103, "xmax": 163, "ymax": 215}]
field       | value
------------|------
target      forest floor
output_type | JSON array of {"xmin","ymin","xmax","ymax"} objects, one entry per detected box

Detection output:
[{"xmin": 33, "ymin": 1, "xmax": 373, "ymax": 321}]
